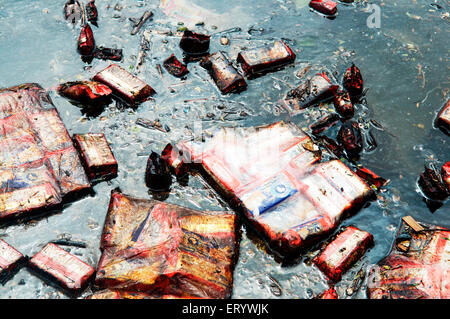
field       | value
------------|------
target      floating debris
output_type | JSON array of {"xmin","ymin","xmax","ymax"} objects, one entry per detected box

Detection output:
[
  {"xmin": 313, "ymin": 226, "xmax": 374, "ymax": 282},
  {"xmin": 163, "ymin": 54, "xmax": 189, "ymax": 78},
  {"xmin": 0, "ymin": 239, "xmax": 25, "ymax": 284},
  {"xmin": 200, "ymin": 51, "xmax": 247, "ymax": 94},
  {"xmin": 57, "ymin": 81, "xmax": 112, "ymax": 104},
  {"xmin": 93, "ymin": 64, "xmax": 156, "ymax": 105},
  {"xmin": 237, "ymin": 41, "xmax": 296, "ymax": 78},
  {"xmin": 130, "ymin": 11, "xmax": 153, "ymax": 35},
  {"xmin": 73, "ymin": 133, "xmax": 118, "ymax": 182},
  {"xmin": 85, "ymin": 0, "xmax": 98, "ymax": 27},
  {"xmin": 28, "ymin": 243, "xmax": 95, "ymax": 296}
]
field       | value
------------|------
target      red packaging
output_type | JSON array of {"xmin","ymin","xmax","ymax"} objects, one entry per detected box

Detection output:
[
  {"xmin": 29, "ymin": 243, "xmax": 95, "ymax": 295},
  {"xmin": 333, "ymin": 90, "xmax": 354, "ymax": 119},
  {"xmin": 355, "ymin": 166, "xmax": 388, "ymax": 190},
  {"xmin": 309, "ymin": 0, "xmax": 338, "ymax": 16},
  {"xmin": 442, "ymin": 162, "xmax": 450, "ymax": 192},
  {"xmin": 163, "ymin": 54, "xmax": 189, "ymax": 78},
  {"xmin": 315, "ymin": 286, "xmax": 338, "ymax": 299},
  {"xmin": 179, "ymin": 30, "xmax": 210, "ymax": 56},
  {"xmin": 313, "ymin": 226, "xmax": 374, "ymax": 282},
  {"xmin": 93, "ymin": 64, "xmax": 156, "ymax": 105},
  {"xmin": 161, "ymin": 143, "xmax": 188, "ymax": 177},
  {"xmin": 95, "ymin": 189, "xmax": 239, "ymax": 299},
  {"xmin": 175, "ymin": 121, "xmax": 373, "ymax": 257},
  {"xmin": 343, "ymin": 64, "xmax": 364, "ymax": 97},
  {"xmin": 86, "ymin": 0, "xmax": 98, "ymax": 27},
  {"xmin": 78, "ymin": 23, "xmax": 95, "ymax": 57},
  {"xmin": 0, "ymin": 239, "xmax": 24, "ymax": 283},
  {"xmin": 367, "ymin": 219, "xmax": 450, "ymax": 299},
  {"xmin": 200, "ymin": 52, "xmax": 247, "ymax": 94},
  {"xmin": 282, "ymin": 73, "xmax": 338, "ymax": 115},
  {"xmin": 237, "ymin": 41, "xmax": 296, "ymax": 77},
  {"xmin": 435, "ymin": 99, "xmax": 450, "ymax": 135},
  {"xmin": 57, "ymin": 81, "xmax": 112, "ymax": 104},
  {"xmin": 73, "ymin": 133, "xmax": 118, "ymax": 181},
  {"xmin": 0, "ymin": 83, "xmax": 90, "ymax": 220}
]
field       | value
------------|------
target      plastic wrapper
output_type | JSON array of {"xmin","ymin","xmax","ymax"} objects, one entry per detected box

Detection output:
[
  {"xmin": 78, "ymin": 24, "xmax": 95, "ymax": 57},
  {"xmin": 281, "ymin": 73, "xmax": 338, "ymax": 115},
  {"xmin": 57, "ymin": 81, "xmax": 112, "ymax": 104},
  {"xmin": 315, "ymin": 286, "xmax": 338, "ymax": 299},
  {"xmin": 355, "ymin": 166, "xmax": 388, "ymax": 190},
  {"xmin": 145, "ymin": 151, "xmax": 172, "ymax": 191},
  {"xmin": 367, "ymin": 219, "xmax": 450, "ymax": 299},
  {"xmin": 417, "ymin": 164, "xmax": 449, "ymax": 201},
  {"xmin": 179, "ymin": 30, "xmax": 210, "ymax": 56},
  {"xmin": 0, "ymin": 83, "xmax": 90, "ymax": 220},
  {"xmin": 95, "ymin": 189, "xmax": 239, "ymax": 299},
  {"xmin": 86, "ymin": 0, "xmax": 98, "ymax": 27},
  {"xmin": 163, "ymin": 54, "xmax": 189, "ymax": 78},
  {"xmin": 313, "ymin": 226, "xmax": 374, "ymax": 282},
  {"xmin": 337, "ymin": 120, "xmax": 363, "ymax": 158},
  {"xmin": 200, "ymin": 52, "xmax": 247, "ymax": 94},
  {"xmin": 309, "ymin": 0, "xmax": 338, "ymax": 16},
  {"xmin": 435, "ymin": 99, "xmax": 450, "ymax": 135},
  {"xmin": 93, "ymin": 64, "xmax": 155, "ymax": 105},
  {"xmin": 236, "ymin": 41, "xmax": 296, "ymax": 77},
  {"xmin": 174, "ymin": 121, "xmax": 373, "ymax": 257},
  {"xmin": 442, "ymin": 162, "xmax": 450, "ymax": 192},
  {"xmin": 334, "ymin": 90, "xmax": 354, "ymax": 119},
  {"xmin": 73, "ymin": 133, "xmax": 118, "ymax": 181},
  {"xmin": 93, "ymin": 47, "xmax": 123, "ymax": 62},
  {"xmin": 0, "ymin": 239, "xmax": 24, "ymax": 284},
  {"xmin": 343, "ymin": 64, "xmax": 364, "ymax": 97},
  {"xmin": 29, "ymin": 243, "xmax": 95, "ymax": 295}
]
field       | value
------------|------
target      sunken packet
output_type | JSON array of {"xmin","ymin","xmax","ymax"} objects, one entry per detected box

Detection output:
[
  {"xmin": 95, "ymin": 189, "xmax": 239, "ymax": 299},
  {"xmin": 93, "ymin": 64, "xmax": 156, "ymax": 105},
  {"xmin": 28, "ymin": 243, "xmax": 95, "ymax": 296},
  {"xmin": 313, "ymin": 226, "xmax": 374, "ymax": 282},
  {"xmin": 237, "ymin": 40, "xmax": 296, "ymax": 77},
  {"xmin": 73, "ymin": 133, "xmax": 118, "ymax": 181},
  {"xmin": 200, "ymin": 51, "xmax": 247, "ymax": 94}
]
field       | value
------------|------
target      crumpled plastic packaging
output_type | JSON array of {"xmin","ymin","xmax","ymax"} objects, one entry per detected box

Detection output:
[
  {"xmin": 367, "ymin": 219, "xmax": 450, "ymax": 299},
  {"xmin": 435, "ymin": 99, "xmax": 450, "ymax": 135},
  {"xmin": 94, "ymin": 189, "xmax": 239, "ymax": 299},
  {"xmin": 173, "ymin": 121, "xmax": 373, "ymax": 258},
  {"xmin": 0, "ymin": 83, "xmax": 90, "ymax": 220}
]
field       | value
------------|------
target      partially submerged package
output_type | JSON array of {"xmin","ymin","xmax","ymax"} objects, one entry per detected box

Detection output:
[
  {"xmin": 200, "ymin": 51, "xmax": 247, "ymax": 94},
  {"xmin": 0, "ymin": 239, "xmax": 24, "ymax": 283},
  {"xmin": 281, "ymin": 73, "xmax": 338, "ymax": 115},
  {"xmin": 236, "ymin": 41, "xmax": 296, "ymax": 77},
  {"xmin": 95, "ymin": 190, "xmax": 239, "ymax": 299},
  {"xmin": 435, "ymin": 99, "xmax": 450, "ymax": 135},
  {"xmin": 0, "ymin": 83, "xmax": 90, "ymax": 220},
  {"xmin": 313, "ymin": 226, "xmax": 374, "ymax": 282},
  {"xmin": 93, "ymin": 64, "xmax": 156, "ymax": 105},
  {"xmin": 367, "ymin": 218, "xmax": 450, "ymax": 299},
  {"xmin": 29, "ymin": 243, "xmax": 95, "ymax": 295},
  {"xmin": 73, "ymin": 133, "xmax": 118, "ymax": 181},
  {"xmin": 173, "ymin": 121, "xmax": 373, "ymax": 257}
]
